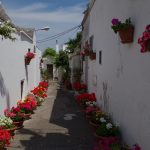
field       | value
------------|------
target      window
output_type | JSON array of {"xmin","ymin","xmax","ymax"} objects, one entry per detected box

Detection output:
[
  {"xmin": 89, "ymin": 35, "xmax": 94, "ymax": 51},
  {"xmin": 99, "ymin": 51, "xmax": 102, "ymax": 64}
]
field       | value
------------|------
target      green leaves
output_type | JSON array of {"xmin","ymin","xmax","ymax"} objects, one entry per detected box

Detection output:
[
  {"xmin": 42, "ymin": 48, "xmax": 57, "ymax": 58},
  {"xmin": 65, "ymin": 32, "xmax": 82, "ymax": 53},
  {"xmin": 54, "ymin": 50, "xmax": 69, "ymax": 71},
  {"xmin": 0, "ymin": 21, "xmax": 16, "ymax": 40},
  {"xmin": 111, "ymin": 18, "xmax": 132, "ymax": 34}
]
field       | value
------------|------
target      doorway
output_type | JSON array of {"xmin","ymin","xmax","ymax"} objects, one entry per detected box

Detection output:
[{"xmin": 47, "ymin": 64, "xmax": 53, "ymax": 80}]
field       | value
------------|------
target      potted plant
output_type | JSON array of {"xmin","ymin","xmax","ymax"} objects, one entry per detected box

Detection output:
[
  {"xmin": 25, "ymin": 49, "xmax": 35, "ymax": 65},
  {"xmin": 89, "ymin": 51, "xmax": 96, "ymax": 60},
  {"xmin": 90, "ymin": 111, "xmax": 108, "ymax": 130},
  {"xmin": 83, "ymin": 42, "xmax": 90, "ymax": 56},
  {"xmin": 111, "ymin": 18, "xmax": 134, "ymax": 43},
  {"xmin": 0, "ymin": 129, "xmax": 12, "ymax": 149},
  {"xmin": 85, "ymin": 105, "xmax": 99, "ymax": 120},
  {"xmin": 138, "ymin": 24, "xmax": 150, "ymax": 53},
  {"xmin": 31, "ymin": 86, "xmax": 47, "ymax": 99},
  {"xmin": 95, "ymin": 122, "xmax": 120, "ymax": 140},
  {"xmin": 0, "ymin": 116, "xmax": 16, "ymax": 136},
  {"xmin": 75, "ymin": 93, "xmax": 96, "ymax": 108},
  {"xmin": 4, "ymin": 107, "xmax": 25, "ymax": 129}
]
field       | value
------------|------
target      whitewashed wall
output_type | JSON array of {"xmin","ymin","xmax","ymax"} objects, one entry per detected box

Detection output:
[
  {"xmin": 0, "ymin": 32, "xmax": 41, "ymax": 115},
  {"xmin": 85, "ymin": 0, "xmax": 150, "ymax": 149}
]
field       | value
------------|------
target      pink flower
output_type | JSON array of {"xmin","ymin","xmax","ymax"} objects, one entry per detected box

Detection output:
[
  {"xmin": 132, "ymin": 144, "xmax": 141, "ymax": 150},
  {"xmin": 111, "ymin": 18, "xmax": 120, "ymax": 25}
]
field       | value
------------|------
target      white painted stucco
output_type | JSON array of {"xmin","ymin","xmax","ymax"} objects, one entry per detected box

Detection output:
[
  {"xmin": 0, "ymin": 32, "xmax": 41, "ymax": 115},
  {"xmin": 82, "ymin": 0, "xmax": 150, "ymax": 149}
]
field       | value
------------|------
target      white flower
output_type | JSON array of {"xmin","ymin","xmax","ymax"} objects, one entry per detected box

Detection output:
[
  {"xmin": 85, "ymin": 101, "xmax": 90, "ymax": 105},
  {"xmin": 106, "ymin": 123, "xmax": 113, "ymax": 129},
  {"xmin": 100, "ymin": 117, "xmax": 106, "ymax": 123},
  {"xmin": 93, "ymin": 101, "xmax": 97, "ymax": 106},
  {"xmin": 0, "ymin": 116, "xmax": 13, "ymax": 126},
  {"xmin": 89, "ymin": 103, "xmax": 94, "ymax": 107}
]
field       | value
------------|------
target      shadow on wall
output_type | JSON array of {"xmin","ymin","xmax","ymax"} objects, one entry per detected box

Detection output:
[{"xmin": 0, "ymin": 72, "xmax": 10, "ymax": 109}]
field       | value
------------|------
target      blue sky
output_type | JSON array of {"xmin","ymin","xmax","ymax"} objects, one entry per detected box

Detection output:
[{"xmin": 1, "ymin": 0, "xmax": 87, "ymax": 51}]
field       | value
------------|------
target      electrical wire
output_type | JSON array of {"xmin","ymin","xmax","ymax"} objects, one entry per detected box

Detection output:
[{"xmin": 37, "ymin": 25, "xmax": 81, "ymax": 43}]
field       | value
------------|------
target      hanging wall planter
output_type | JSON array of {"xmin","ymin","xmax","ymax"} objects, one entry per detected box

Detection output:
[
  {"xmin": 111, "ymin": 18, "xmax": 134, "ymax": 43},
  {"xmin": 83, "ymin": 41, "xmax": 90, "ymax": 56},
  {"xmin": 89, "ymin": 52, "xmax": 96, "ymax": 60},
  {"xmin": 118, "ymin": 26, "xmax": 134, "ymax": 43},
  {"xmin": 24, "ymin": 48, "xmax": 35, "ymax": 65}
]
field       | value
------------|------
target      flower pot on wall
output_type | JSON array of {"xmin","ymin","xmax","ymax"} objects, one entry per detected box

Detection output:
[
  {"xmin": 118, "ymin": 26, "xmax": 134, "ymax": 43},
  {"xmin": 84, "ymin": 49, "xmax": 90, "ymax": 56},
  {"xmin": 90, "ymin": 52, "xmax": 96, "ymax": 60}
]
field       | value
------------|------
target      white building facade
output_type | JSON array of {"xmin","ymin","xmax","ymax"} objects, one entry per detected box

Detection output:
[
  {"xmin": 82, "ymin": 0, "xmax": 150, "ymax": 149},
  {"xmin": 0, "ymin": 5, "xmax": 41, "ymax": 114}
]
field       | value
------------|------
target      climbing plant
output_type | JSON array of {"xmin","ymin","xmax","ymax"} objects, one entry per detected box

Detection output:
[
  {"xmin": 65, "ymin": 32, "xmax": 82, "ymax": 54},
  {"xmin": 0, "ymin": 21, "xmax": 16, "ymax": 40}
]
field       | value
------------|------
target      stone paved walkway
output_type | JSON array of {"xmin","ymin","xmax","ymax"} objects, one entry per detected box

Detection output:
[{"xmin": 8, "ymin": 82, "xmax": 94, "ymax": 150}]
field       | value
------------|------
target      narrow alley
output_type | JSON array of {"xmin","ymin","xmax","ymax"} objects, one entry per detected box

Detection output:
[{"xmin": 8, "ymin": 81, "xmax": 94, "ymax": 150}]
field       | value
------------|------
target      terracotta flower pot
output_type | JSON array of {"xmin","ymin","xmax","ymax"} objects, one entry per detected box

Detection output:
[
  {"xmin": 84, "ymin": 49, "xmax": 90, "ymax": 56},
  {"xmin": 13, "ymin": 121, "xmax": 24, "ymax": 129},
  {"xmin": 0, "ymin": 143, "xmax": 5, "ymax": 150},
  {"xmin": 90, "ymin": 52, "xmax": 96, "ymax": 60},
  {"xmin": 118, "ymin": 26, "xmax": 134, "ymax": 43}
]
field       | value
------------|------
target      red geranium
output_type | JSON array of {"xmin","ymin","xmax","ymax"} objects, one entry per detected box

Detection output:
[
  {"xmin": 25, "ymin": 52, "xmax": 35, "ymax": 59},
  {"xmin": 75, "ymin": 93, "xmax": 96, "ymax": 106},
  {"xmin": 73, "ymin": 82, "xmax": 86, "ymax": 91},
  {"xmin": 4, "ymin": 107, "xmax": 25, "ymax": 122},
  {"xmin": 0, "ymin": 129, "xmax": 12, "ymax": 146},
  {"xmin": 39, "ymin": 81, "xmax": 49, "ymax": 89},
  {"xmin": 31, "ymin": 86, "xmax": 47, "ymax": 98}
]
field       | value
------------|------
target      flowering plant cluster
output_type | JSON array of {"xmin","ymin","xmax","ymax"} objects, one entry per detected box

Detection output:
[
  {"xmin": 111, "ymin": 18, "xmax": 132, "ymax": 33},
  {"xmin": 17, "ymin": 101, "xmax": 34, "ymax": 114},
  {"xmin": 75, "ymin": 93, "xmax": 96, "ymax": 107},
  {"xmin": 73, "ymin": 82, "xmax": 86, "ymax": 91},
  {"xmin": 1, "ymin": 81, "xmax": 49, "ymax": 148},
  {"xmin": 0, "ymin": 116, "xmax": 14, "ymax": 129},
  {"xmin": 74, "ymin": 89, "xmax": 141, "ymax": 150},
  {"xmin": 38, "ymin": 81, "xmax": 49, "ymax": 89},
  {"xmin": 85, "ymin": 106, "xmax": 99, "ymax": 116},
  {"xmin": 4, "ymin": 107, "xmax": 25, "ymax": 122},
  {"xmin": 0, "ymin": 129, "xmax": 12, "ymax": 147},
  {"xmin": 25, "ymin": 51, "xmax": 35, "ymax": 59},
  {"xmin": 31, "ymin": 86, "xmax": 47, "ymax": 98},
  {"xmin": 138, "ymin": 25, "xmax": 150, "ymax": 53}
]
